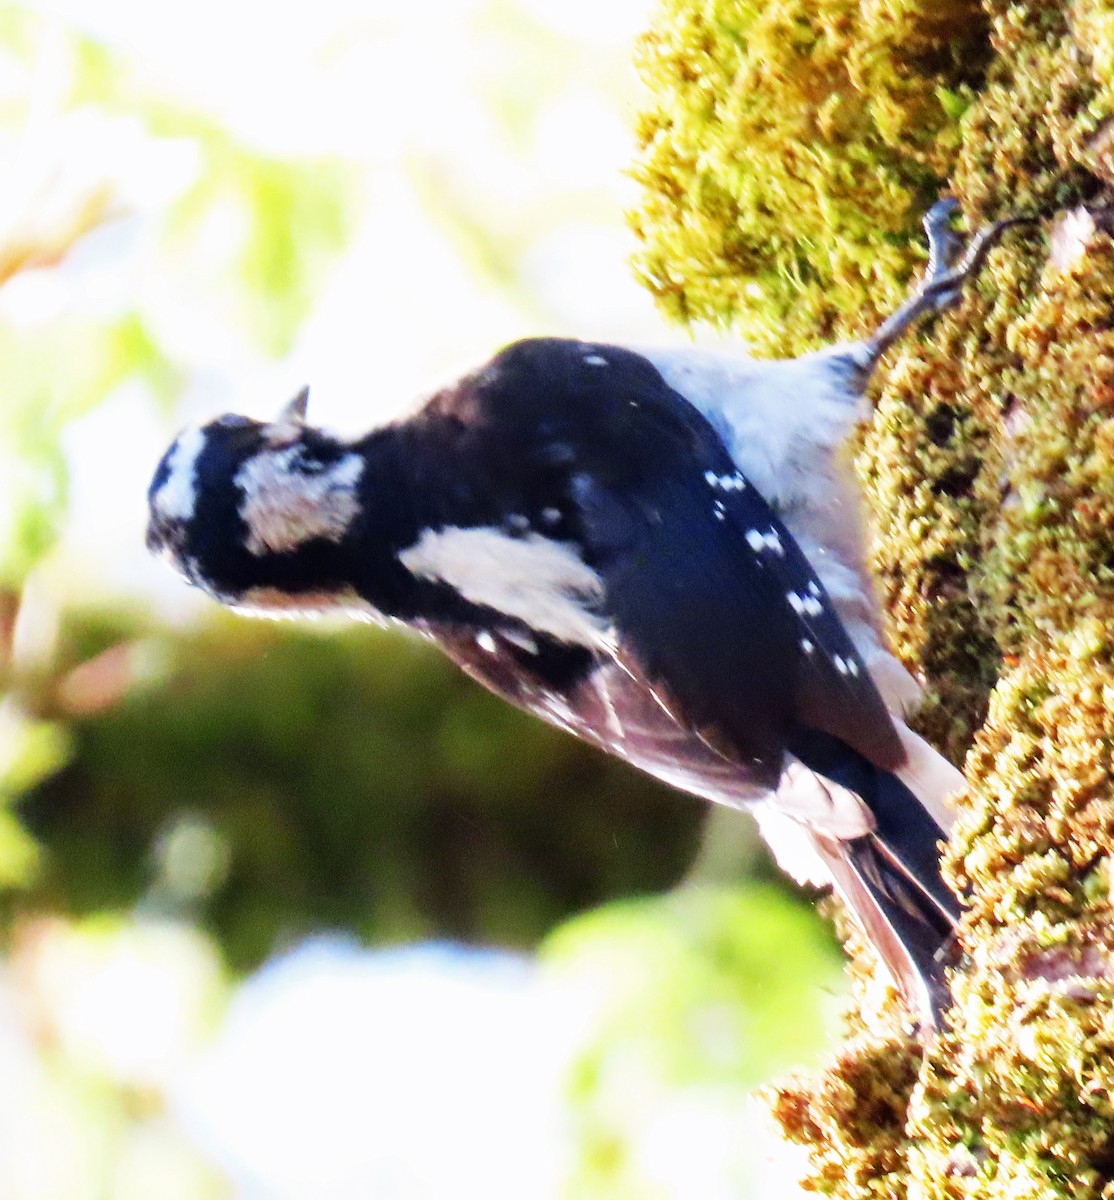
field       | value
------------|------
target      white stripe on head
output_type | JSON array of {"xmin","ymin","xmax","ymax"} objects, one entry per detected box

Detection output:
[
  {"xmin": 235, "ymin": 448, "xmax": 364, "ymax": 556},
  {"xmin": 398, "ymin": 526, "xmax": 611, "ymax": 649},
  {"xmin": 152, "ymin": 425, "xmax": 209, "ymax": 522}
]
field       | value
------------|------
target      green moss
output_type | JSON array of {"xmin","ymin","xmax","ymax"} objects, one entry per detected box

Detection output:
[
  {"xmin": 767, "ymin": 1035, "xmax": 924, "ymax": 1198},
  {"xmin": 631, "ymin": 0, "xmax": 991, "ymax": 350}
]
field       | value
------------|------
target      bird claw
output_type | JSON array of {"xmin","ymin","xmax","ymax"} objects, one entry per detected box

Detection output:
[
  {"xmin": 922, "ymin": 197, "xmax": 961, "ymax": 277},
  {"xmin": 858, "ymin": 198, "xmax": 1036, "ymax": 369},
  {"xmin": 921, "ymin": 196, "xmax": 963, "ymax": 306},
  {"xmin": 924, "ymin": 196, "xmax": 960, "ymax": 224}
]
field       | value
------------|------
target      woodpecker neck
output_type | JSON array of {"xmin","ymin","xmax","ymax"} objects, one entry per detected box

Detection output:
[
  {"xmin": 338, "ymin": 425, "xmax": 431, "ymax": 618},
  {"xmin": 343, "ymin": 417, "xmax": 522, "ymax": 625}
]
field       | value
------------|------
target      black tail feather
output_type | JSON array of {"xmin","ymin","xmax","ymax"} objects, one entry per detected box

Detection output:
[
  {"xmin": 787, "ymin": 726, "xmax": 959, "ymax": 921},
  {"xmin": 786, "ymin": 727, "xmax": 961, "ymax": 1021},
  {"xmin": 846, "ymin": 834, "xmax": 957, "ymax": 1014}
]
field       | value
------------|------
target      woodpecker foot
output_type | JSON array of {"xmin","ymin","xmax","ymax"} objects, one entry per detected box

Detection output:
[
  {"xmin": 923, "ymin": 197, "xmax": 962, "ymax": 283},
  {"xmin": 860, "ymin": 198, "xmax": 1038, "ymax": 368}
]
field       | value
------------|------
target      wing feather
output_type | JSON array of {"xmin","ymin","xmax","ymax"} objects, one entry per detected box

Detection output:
[{"xmin": 571, "ymin": 455, "xmax": 904, "ymax": 778}]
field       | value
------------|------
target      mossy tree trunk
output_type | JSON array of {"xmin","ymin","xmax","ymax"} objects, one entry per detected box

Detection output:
[{"xmin": 632, "ymin": 2, "xmax": 1114, "ymax": 1194}]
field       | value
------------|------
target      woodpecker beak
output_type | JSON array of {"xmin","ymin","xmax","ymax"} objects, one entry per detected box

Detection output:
[{"xmin": 279, "ymin": 386, "xmax": 310, "ymax": 425}]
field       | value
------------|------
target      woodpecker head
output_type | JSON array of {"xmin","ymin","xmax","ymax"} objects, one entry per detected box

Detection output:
[{"xmin": 146, "ymin": 388, "xmax": 368, "ymax": 612}]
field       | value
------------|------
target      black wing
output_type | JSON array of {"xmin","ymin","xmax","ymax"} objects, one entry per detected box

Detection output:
[
  {"xmin": 558, "ymin": 353, "xmax": 905, "ymax": 781},
  {"xmin": 422, "ymin": 337, "xmax": 903, "ymax": 792},
  {"xmin": 426, "ymin": 622, "xmax": 773, "ymax": 806},
  {"xmin": 416, "ymin": 339, "xmax": 945, "ymax": 1020}
]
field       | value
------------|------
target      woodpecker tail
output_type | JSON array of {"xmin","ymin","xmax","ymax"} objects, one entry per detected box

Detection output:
[
  {"xmin": 773, "ymin": 726, "xmax": 964, "ymax": 1025},
  {"xmin": 815, "ymin": 829, "xmax": 957, "ymax": 1023}
]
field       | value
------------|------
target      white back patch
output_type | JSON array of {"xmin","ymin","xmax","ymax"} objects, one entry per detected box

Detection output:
[
  {"xmin": 235, "ymin": 449, "xmax": 364, "ymax": 556},
  {"xmin": 640, "ymin": 344, "xmax": 863, "ymax": 510},
  {"xmin": 152, "ymin": 425, "xmax": 208, "ymax": 522},
  {"xmin": 398, "ymin": 526, "xmax": 611, "ymax": 648}
]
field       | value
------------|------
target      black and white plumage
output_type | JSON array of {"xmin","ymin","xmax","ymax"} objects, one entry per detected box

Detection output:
[{"xmin": 147, "ymin": 201, "xmax": 1027, "ymax": 1024}]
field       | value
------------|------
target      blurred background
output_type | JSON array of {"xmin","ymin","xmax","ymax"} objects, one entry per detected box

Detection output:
[{"xmin": 0, "ymin": 1, "xmax": 845, "ymax": 1196}]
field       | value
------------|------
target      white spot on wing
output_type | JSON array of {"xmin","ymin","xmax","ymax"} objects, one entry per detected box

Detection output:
[
  {"xmin": 476, "ymin": 631, "xmax": 497, "ymax": 653},
  {"xmin": 583, "ymin": 354, "xmax": 608, "ymax": 367},
  {"xmin": 398, "ymin": 526, "xmax": 612, "ymax": 650},
  {"xmin": 236, "ymin": 448, "xmax": 364, "ymax": 556},
  {"xmin": 745, "ymin": 527, "xmax": 785, "ymax": 557},
  {"xmin": 152, "ymin": 425, "xmax": 208, "ymax": 522},
  {"xmin": 704, "ymin": 470, "xmax": 746, "ymax": 492},
  {"xmin": 788, "ymin": 591, "xmax": 823, "ymax": 618},
  {"xmin": 501, "ymin": 628, "xmax": 538, "ymax": 655}
]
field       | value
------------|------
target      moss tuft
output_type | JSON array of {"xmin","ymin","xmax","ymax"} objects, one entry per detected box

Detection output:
[
  {"xmin": 766, "ymin": 1036, "xmax": 921, "ymax": 1198},
  {"xmin": 631, "ymin": 0, "xmax": 992, "ymax": 351}
]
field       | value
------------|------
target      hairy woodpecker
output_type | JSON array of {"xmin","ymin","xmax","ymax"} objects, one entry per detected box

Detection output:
[{"xmin": 147, "ymin": 200, "xmax": 1028, "ymax": 1024}]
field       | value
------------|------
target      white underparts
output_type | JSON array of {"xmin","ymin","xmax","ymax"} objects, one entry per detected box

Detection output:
[
  {"xmin": 152, "ymin": 425, "xmax": 208, "ymax": 522},
  {"xmin": 892, "ymin": 723, "xmax": 964, "ymax": 833},
  {"xmin": 753, "ymin": 760, "xmax": 876, "ymax": 890},
  {"xmin": 235, "ymin": 448, "xmax": 364, "ymax": 556},
  {"xmin": 398, "ymin": 525, "xmax": 611, "ymax": 649},
  {"xmin": 232, "ymin": 586, "xmax": 381, "ymax": 623}
]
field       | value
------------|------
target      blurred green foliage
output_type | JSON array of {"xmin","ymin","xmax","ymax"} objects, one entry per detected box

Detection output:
[
  {"xmin": 72, "ymin": 37, "xmax": 361, "ymax": 358},
  {"xmin": 0, "ymin": 7, "xmax": 809, "ymax": 984},
  {"xmin": 0, "ymin": 317, "xmax": 136, "ymax": 587},
  {"xmin": 17, "ymin": 612, "xmax": 705, "ymax": 970},
  {"xmin": 0, "ymin": 4, "xmax": 860, "ymax": 1194},
  {"xmin": 550, "ymin": 885, "xmax": 839, "ymax": 1088},
  {"xmin": 547, "ymin": 886, "xmax": 842, "ymax": 1197},
  {"xmin": 0, "ymin": 12, "xmax": 358, "ymax": 581}
]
